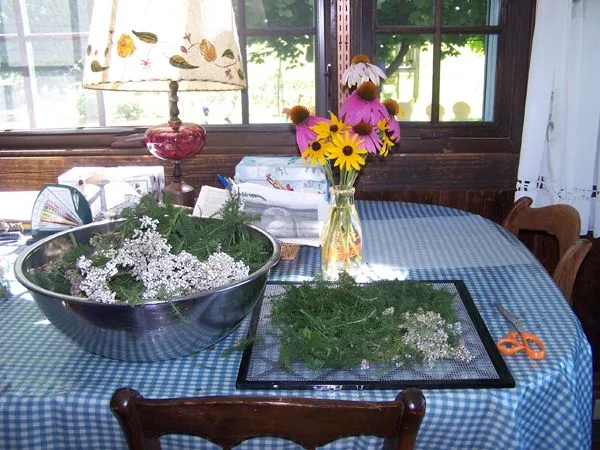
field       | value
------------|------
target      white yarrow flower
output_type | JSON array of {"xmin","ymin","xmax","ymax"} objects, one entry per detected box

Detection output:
[
  {"xmin": 400, "ymin": 308, "xmax": 472, "ymax": 366},
  {"xmin": 75, "ymin": 218, "xmax": 250, "ymax": 302},
  {"xmin": 382, "ymin": 307, "xmax": 395, "ymax": 316}
]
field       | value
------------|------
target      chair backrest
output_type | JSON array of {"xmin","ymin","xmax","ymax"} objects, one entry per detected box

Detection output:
[
  {"xmin": 502, "ymin": 196, "xmax": 592, "ymax": 303},
  {"xmin": 110, "ymin": 387, "xmax": 426, "ymax": 450}
]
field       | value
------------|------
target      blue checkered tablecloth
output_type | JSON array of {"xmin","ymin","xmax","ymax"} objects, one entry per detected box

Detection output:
[{"xmin": 0, "ymin": 201, "xmax": 592, "ymax": 449}]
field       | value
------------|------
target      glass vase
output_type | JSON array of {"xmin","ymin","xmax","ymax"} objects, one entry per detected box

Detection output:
[{"xmin": 320, "ymin": 186, "xmax": 363, "ymax": 280}]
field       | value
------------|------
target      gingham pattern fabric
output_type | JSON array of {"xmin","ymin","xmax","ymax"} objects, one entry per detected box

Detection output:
[{"xmin": 0, "ymin": 200, "xmax": 592, "ymax": 450}]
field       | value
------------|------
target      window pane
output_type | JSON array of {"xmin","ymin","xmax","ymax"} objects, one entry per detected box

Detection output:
[
  {"xmin": 439, "ymin": 34, "xmax": 497, "ymax": 122},
  {"xmin": 247, "ymin": 36, "xmax": 315, "ymax": 124},
  {"xmin": 376, "ymin": 0, "xmax": 433, "ymax": 26},
  {"xmin": 25, "ymin": 0, "xmax": 92, "ymax": 33},
  {"xmin": 376, "ymin": 34, "xmax": 433, "ymax": 122},
  {"xmin": 442, "ymin": 0, "xmax": 500, "ymax": 26},
  {"xmin": 0, "ymin": 39, "xmax": 28, "ymax": 128},
  {"xmin": 0, "ymin": 0, "xmax": 18, "ymax": 34},
  {"xmin": 244, "ymin": 0, "xmax": 314, "ymax": 29},
  {"xmin": 30, "ymin": 38, "xmax": 88, "ymax": 127},
  {"xmin": 103, "ymin": 91, "xmax": 243, "ymax": 127}
]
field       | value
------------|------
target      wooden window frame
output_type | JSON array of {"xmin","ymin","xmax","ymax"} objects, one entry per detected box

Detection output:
[
  {"xmin": 0, "ymin": 0, "xmax": 534, "ymax": 199},
  {"xmin": 350, "ymin": 0, "xmax": 535, "ymax": 154},
  {"xmin": 0, "ymin": 0, "xmax": 533, "ymax": 155}
]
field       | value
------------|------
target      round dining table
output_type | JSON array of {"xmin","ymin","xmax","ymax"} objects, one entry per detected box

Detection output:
[{"xmin": 0, "ymin": 200, "xmax": 592, "ymax": 449}]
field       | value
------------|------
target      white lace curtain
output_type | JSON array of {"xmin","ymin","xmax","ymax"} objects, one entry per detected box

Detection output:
[{"xmin": 516, "ymin": 0, "xmax": 600, "ymax": 236}]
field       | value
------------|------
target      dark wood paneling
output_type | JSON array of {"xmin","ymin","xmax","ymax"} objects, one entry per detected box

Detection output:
[{"xmin": 0, "ymin": 149, "xmax": 519, "ymax": 193}]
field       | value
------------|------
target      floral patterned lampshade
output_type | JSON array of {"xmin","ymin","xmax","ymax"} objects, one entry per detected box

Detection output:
[
  {"xmin": 82, "ymin": 0, "xmax": 246, "ymax": 206},
  {"xmin": 82, "ymin": 0, "xmax": 245, "ymax": 92}
]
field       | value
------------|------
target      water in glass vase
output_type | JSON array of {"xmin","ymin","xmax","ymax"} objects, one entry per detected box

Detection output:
[{"xmin": 320, "ymin": 187, "xmax": 363, "ymax": 280}]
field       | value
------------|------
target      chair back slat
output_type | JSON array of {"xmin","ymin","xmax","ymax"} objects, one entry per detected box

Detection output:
[
  {"xmin": 111, "ymin": 387, "xmax": 426, "ymax": 450},
  {"xmin": 502, "ymin": 196, "xmax": 592, "ymax": 303}
]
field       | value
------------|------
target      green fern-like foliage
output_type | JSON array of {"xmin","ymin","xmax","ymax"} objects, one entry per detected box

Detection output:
[
  {"xmin": 31, "ymin": 193, "xmax": 274, "ymax": 301},
  {"xmin": 118, "ymin": 193, "xmax": 270, "ymax": 273},
  {"xmin": 269, "ymin": 273, "xmax": 458, "ymax": 371}
]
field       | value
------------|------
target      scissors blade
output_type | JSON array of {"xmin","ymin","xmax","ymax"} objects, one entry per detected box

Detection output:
[{"xmin": 495, "ymin": 303, "xmax": 527, "ymax": 333}]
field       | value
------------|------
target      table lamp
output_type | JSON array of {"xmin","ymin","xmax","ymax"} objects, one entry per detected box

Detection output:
[{"xmin": 82, "ymin": 0, "xmax": 246, "ymax": 206}]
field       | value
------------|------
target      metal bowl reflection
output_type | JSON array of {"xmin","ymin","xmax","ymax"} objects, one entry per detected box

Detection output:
[{"xmin": 14, "ymin": 220, "xmax": 280, "ymax": 362}]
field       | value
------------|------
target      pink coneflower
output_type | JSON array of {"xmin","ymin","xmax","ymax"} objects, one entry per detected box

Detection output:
[
  {"xmin": 289, "ymin": 105, "xmax": 320, "ymax": 152},
  {"xmin": 352, "ymin": 120, "xmax": 382, "ymax": 154},
  {"xmin": 339, "ymin": 82, "xmax": 388, "ymax": 127},
  {"xmin": 382, "ymin": 99, "xmax": 401, "ymax": 141}
]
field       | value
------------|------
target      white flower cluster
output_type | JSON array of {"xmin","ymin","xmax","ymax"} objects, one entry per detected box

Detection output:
[
  {"xmin": 0, "ymin": 262, "xmax": 11, "ymax": 300},
  {"xmin": 400, "ymin": 309, "xmax": 472, "ymax": 367},
  {"xmin": 76, "ymin": 216, "xmax": 249, "ymax": 303},
  {"xmin": 77, "ymin": 257, "xmax": 118, "ymax": 303}
]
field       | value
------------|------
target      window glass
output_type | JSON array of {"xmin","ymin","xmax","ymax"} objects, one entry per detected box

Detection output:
[
  {"xmin": 25, "ymin": 0, "xmax": 92, "ymax": 33},
  {"xmin": 442, "ymin": 0, "xmax": 500, "ymax": 26},
  {"xmin": 375, "ymin": 1, "xmax": 500, "ymax": 124},
  {"xmin": 376, "ymin": 34, "xmax": 432, "ymax": 122},
  {"xmin": 245, "ymin": 0, "xmax": 314, "ymax": 28},
  {"xmin": 376, "ymin": 0, "xmax": 433, "ymax": 26},
  {"xmin": 247, "ymin": 36, "xmax": 315, "ymax": 123},
  {"xmin": 0, "ymin": 39, "xmax": 27, "ymax": 128},
  {"xmin": 439, "ymin": 33, "xmax": 497, "ymax": 122},
  {"xmin": 31, "ymin": 39, "xmax": 88, "ymax": 128},
  {"xmin": 0, "ymin": 0, "xmax": 17, "ymax": 34}
]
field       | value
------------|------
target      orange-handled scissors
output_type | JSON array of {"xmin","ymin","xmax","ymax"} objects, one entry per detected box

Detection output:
[{"xmin": 495, "ymin": 303, "xmax": 545, "ymax": 360}]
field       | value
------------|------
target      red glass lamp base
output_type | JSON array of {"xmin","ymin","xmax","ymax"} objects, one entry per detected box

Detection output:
[
  {"xmin": 144, "ymin": 121, "xmax": 206, "ymax": 161},
  {"xmin": 144, "ymin": 121, "xmax": 206, "ymax": 207}
]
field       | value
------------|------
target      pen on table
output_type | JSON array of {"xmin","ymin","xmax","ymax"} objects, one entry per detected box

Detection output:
[
  {"xmin": 216, "ymin": 174, "xmax": 236, "ymax": 190},
  {"xmin": 266, "ymin": 174, "xmax": 293, "ymax": 191}
]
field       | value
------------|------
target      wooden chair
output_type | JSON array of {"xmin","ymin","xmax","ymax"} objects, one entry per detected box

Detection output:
[
  {"xmin": 502, "ymin": 196, "xmax": 592, "ymax": 303},
  {"xmin": 110, "ymin": 387, "xmax": 426, "ymax": 450}
]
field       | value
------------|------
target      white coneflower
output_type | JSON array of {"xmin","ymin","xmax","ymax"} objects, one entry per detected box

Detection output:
[{"xmin": 342, "ymin": 54, "xmax": 387, "ymax": 88}]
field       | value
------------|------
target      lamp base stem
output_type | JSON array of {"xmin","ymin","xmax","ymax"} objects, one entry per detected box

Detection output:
[
  {"xmin": 164, "ymin": 180, "xmax": 195, "ymax": 207},
  {"xmin": 164, "ymin": 160, "xmax": 195, "ymax": 207}
]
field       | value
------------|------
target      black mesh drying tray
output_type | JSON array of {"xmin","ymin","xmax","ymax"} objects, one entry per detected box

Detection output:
[{"xmin": 236, "ymin": 280, "xmax": 515, "ymax": 391}]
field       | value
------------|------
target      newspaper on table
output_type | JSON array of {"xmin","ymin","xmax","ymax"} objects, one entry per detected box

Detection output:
[{"xmin": 193, "ymin": 183, "xmax": 329, "ymax": 247}]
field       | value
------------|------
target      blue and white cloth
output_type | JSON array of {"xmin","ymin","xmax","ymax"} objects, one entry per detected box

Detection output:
[{"xmin": 0, "ymin": 201, "xmax": 592, "ymax": 449}]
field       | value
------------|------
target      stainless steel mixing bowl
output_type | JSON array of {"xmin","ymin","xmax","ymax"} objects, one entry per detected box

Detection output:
[{"xmin": 14, "ymin": 220, "xmax": 280, "ymax": 362}]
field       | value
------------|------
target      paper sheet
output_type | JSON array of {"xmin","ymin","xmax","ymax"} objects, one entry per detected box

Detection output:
[{"xmin": 193, "ymin": 183, "xmax": 329, "ymax": 247}]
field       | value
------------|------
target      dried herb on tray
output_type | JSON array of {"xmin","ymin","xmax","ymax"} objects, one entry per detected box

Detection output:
[{"xmin": 269, "ymin": 273, "xmax": 471, "ymax": 371}]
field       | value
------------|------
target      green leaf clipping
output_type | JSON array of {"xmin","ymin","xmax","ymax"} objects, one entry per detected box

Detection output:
[
  {"xmin": 132, "ymin": 30, "xmax": 158, "ymax": 43},
  {"xmin": 237, "ymin": 68, "xmax": 245, "ymax": 81},
  {"xmin": 90, "ymin": 60, "xmax": 109, "ymax": 72},
  {"xmin": 221, "ymin": 49, "xmax": 235, "ymax": 59},
  {"xmin": 169, "ymin": 55, "xmax": 199, "ymax": 69}
]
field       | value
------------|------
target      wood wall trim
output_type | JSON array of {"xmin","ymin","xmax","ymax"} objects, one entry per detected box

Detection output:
[{"xmin": 0, "ymin": 151, "xmax": 518, "ymax": 193}]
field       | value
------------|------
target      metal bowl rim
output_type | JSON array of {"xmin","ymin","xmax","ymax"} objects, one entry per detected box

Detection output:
[{"xmin": 14, "ymin": 218, "xmax": 281, "ymax": 306}]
